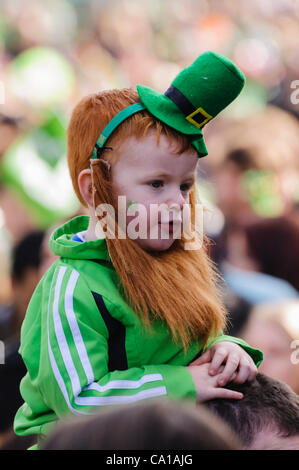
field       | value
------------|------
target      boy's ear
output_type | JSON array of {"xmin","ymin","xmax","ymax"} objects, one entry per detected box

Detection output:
[{"xmin": 78, "ymin": 169, "xmax": 93, "ymax": 207}]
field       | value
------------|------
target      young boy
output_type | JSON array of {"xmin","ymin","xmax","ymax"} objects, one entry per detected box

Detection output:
[{"xmin": 14, "ymin": 52, "xmax": 263, "ymax": 448}]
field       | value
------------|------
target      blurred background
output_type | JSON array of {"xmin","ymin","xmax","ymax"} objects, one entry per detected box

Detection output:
[{"xmin": 0, "ymin": 0, "xmax": 299, "ymax": 445}]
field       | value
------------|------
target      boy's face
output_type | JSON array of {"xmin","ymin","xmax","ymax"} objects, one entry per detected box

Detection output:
[{"xmin": 110, "ymin": 131, "xmax": 198, "ymax": 252}]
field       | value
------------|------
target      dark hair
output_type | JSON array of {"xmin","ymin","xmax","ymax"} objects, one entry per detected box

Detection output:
[
  {"xmin": 11, "ymin": 230, "xmax": 45, "ymax": 281},
  {"xmin": 42, "ymin": 399, "xmax": 241, "ymax": 450},
  {"xmin": 205, "ymin": 373, "xmax": 299, "ymax": 447},
  {"xmin": 245, "ymin": 216, "xmax": 299, "ymax": 292}
]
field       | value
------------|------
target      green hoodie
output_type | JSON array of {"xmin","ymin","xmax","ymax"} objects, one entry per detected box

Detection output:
[{"xmin": 14, "ymin": 215, "xmax": 263, "ymax": 445}]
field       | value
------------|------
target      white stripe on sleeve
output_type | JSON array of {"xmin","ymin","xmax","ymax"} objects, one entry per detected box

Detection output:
[
  {"xmin": 47, "ymin": 267, "xmax": 88, "ymax": 415},
  {"xmin": 48, "ymin": 266, "xmax": 168, "ymax": 409},
  {"xmin": 75, "ymin": 386, "xmax": 167, "ymax": 406},
  {"xmin": 84, "ymin": 374, "xmax": 164, "ymax": 392},
  {"xmin": 64, "ymin": 269, "xmax": 95, "ymax": 383}
]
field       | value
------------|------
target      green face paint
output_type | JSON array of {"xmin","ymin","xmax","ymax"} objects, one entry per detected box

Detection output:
[
  {"xmin": 242, "ymin": 170, "xmax": 283, "ymax": 217},
  {"xmin": 127, "ymin": 200, "xmax": 139, "ymax": 212}
]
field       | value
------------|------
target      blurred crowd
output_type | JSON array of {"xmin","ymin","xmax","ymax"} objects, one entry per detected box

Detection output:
[{"xmin": 0, "ymin": 0, "xmax": 299, "ymax": 450}]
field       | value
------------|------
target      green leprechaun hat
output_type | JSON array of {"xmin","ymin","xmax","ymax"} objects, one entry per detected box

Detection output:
[
  {"xmin": 91, "ymin": 51, "xmax": 245, "ymax": 160},
  {"xmin": 137, "ymin": 51, "xmax": 245, "ymax": 156}
]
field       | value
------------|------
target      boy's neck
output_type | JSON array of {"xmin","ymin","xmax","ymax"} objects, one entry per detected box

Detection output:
[{"xmin": 84, "ymin": 209, "xmax": 98, "ymax": 241}]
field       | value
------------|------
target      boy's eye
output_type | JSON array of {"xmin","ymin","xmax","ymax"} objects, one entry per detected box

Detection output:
[
  {"xmin": 150, "ymin": 180, "xmax": 164, "ymax": 189},
  {"xmin": 180, "ymin": 183, "xmax": 192, "ymax": 192},
  {"xmin": 149, "ymin": 180, "xmax": 193, "ymax": 191}
]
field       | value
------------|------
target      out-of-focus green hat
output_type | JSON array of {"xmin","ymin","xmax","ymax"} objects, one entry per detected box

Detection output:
[{"xmin": 91, "ymin": 51, "xmax": 245, "ymax": 160}]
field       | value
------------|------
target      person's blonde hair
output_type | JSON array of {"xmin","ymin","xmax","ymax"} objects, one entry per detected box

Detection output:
[{"xmin": 67, "ymin": 88, "xmax": 226, "ymax": 349}]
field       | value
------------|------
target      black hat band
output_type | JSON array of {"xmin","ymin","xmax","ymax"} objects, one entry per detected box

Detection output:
[{"xmin": 164, "ymin": 85, "xmax": 212, "ymax": 129}]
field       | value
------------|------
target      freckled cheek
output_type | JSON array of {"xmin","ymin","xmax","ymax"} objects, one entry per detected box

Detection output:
[
  {"xmin": 129, "ymin": 200, "xmax": 150, "ymax": 220},
  {"xmin": 126, "ymin": 202, "xmax": 152, "ymax": 229},
  {"xmin": 124, "ymin": 201, "xmax": 190, "ymax": 230},
  {"xmin": 112, "ymin": 182, "xmax": 130, "ymax": 200}
]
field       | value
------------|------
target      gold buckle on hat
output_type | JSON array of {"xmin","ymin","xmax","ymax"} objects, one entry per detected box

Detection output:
[{"xmin": 185, "ymin": 107, "xmax": 212, "ymax": 129}]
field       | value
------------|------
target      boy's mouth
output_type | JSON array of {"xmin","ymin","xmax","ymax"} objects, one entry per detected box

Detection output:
[
  {"xmin": 168, "ymin": 221, "xmax": 174, "ymax": 233},
  {"xmin": 158, "ymin": 220, "xmax": 181, "ymax": 233}
]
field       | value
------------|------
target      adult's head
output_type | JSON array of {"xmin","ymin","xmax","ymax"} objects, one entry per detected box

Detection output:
[
  {"xmin": 42, "ymin": 399, "xmax": 241, "ymax": 450},
  {"xmin": 205, "ymin": 373, "xmax": 299, "ymax": 449},
  {"xmin": 240, "ymin": 300, "xmax": 299, "ymax": 394}
]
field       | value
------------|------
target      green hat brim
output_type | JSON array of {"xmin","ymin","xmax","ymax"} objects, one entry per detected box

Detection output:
[{"xmin": 137, "ymin": 84, "xmax": 208, "ymax": 157}]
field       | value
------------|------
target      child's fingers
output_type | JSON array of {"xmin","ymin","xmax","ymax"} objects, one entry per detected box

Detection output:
[
  {"xmin": 230, "ymin": 372, "xmax": 237, "ymax": 382},
  {"xmin": 233, "ymin": 358, "xmax": 258, "ymax": 384},
  {"xmin": 208, "ymin": 347, "xmax": 228, "ymax": 375},
  {"xmin": 247, "ymin": 359, "xmax": 258, "ymax": 382},
  {"xmin": 189, "ymin": 348, "xmax": 212, "ymax": 366},
  {"xmin": 210, "ymin": 387, "xmax": 243, "ymax": 401},
  {"xmin": 216, "ymin": 354, "xmax": 240, "ymax": 386},
  {"xmin": 231, "ymin": 358, "xmax": 251, "ymax": 384}
]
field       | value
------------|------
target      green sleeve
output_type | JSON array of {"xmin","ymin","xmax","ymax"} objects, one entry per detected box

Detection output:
[
  {"xmin": 16, "ymin": 264, "xmax": 196, "ymax": 431},
  {"xmin": 204, "ymin": 333, "xmax": 263, "ymax": 367}
]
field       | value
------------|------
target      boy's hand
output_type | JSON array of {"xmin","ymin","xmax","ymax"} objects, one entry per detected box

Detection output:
[
  {"xmin": 186, "ymin": 363, "xmax": 243, "ymax": 402},
  {"xmin": 189, "ymin": 341, "xmax": 258, "ymax": 387}
]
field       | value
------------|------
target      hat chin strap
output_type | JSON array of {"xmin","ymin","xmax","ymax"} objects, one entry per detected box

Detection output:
[{"xmin": 90, "ymin": 102, "xmax": 146, "ymax": 166}]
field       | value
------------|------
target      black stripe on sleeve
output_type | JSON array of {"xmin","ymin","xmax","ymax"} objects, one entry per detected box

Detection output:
[{"xmin": 91, "ymin": 291, "xmax": 128, "ymax": 372}]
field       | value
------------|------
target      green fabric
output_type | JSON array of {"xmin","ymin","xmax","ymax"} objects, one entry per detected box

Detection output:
[
  {"xmin": 14, "ymin": 215, "xmax": 262, "ymax": 444},
  {"xmin": 137, "ymin": 51, "xmax": 245, "ymax": 157}
]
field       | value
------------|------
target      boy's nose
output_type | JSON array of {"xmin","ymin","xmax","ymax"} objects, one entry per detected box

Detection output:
[{"xmin": 166, "ymin": 189, "xmax": 186, "ymax": 211}]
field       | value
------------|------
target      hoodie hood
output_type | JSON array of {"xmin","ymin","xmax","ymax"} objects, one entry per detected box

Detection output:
[{"xmin": 49, "ymin": 215, "xmax": 110, "ymax": 261}]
